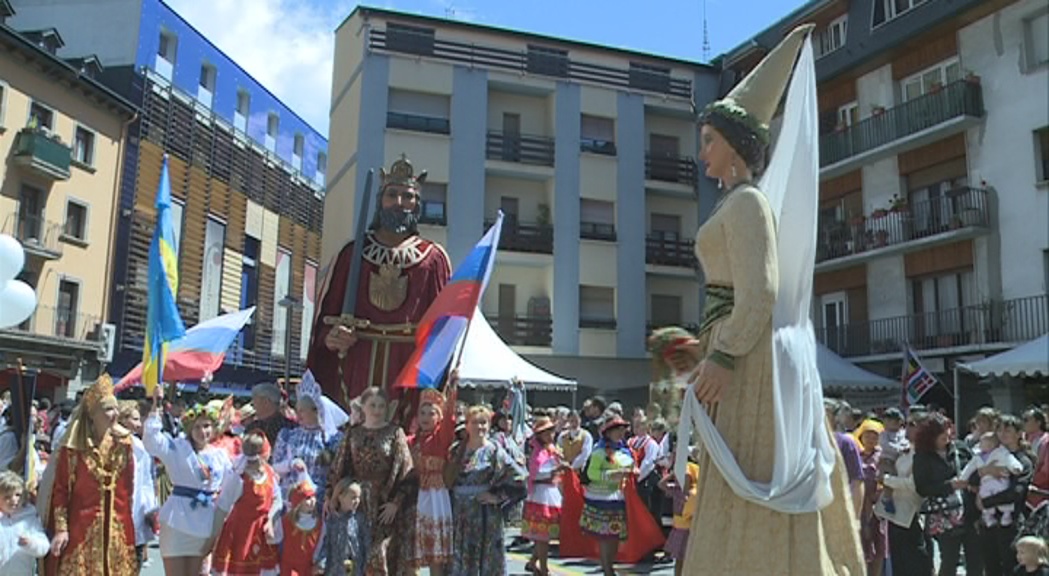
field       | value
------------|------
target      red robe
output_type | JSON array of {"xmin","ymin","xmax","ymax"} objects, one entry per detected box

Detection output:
[
  {"xmin": 280, "ymin": 513, "xmax": 321, "ymax": 576},
  {"xmin": 308, "ymin": 232, "xmax": 451, "ymax": 424},
  {"xmin": 45, "ymin": 437, "xmax": 137, "ymax": 576},
  {"xmin": 212, "ymin": 466, "xmax": 280, "ymax": 575}
]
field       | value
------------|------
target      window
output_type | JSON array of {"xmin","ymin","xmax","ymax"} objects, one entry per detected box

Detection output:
[
  {"xmin": 1025, "ymin": 10, "xmax": 1049, "ymax": 71},
  {"xmin": 527, "ymin": 45, "xmax": 569, "ymax": 78},
  {"xmin": 580, "ymin": 199, "xmax": 615, "ymax": 240},
  {"xmin": 170, "ymin": 199, "xmax": 184, "ymax": 258},
  {"xmin": 265, "ymin": 113, "xmax": 279, "ymax": 152},
  {"xmin": 387, "ymin": 89, "xmax": 450, "ymax": 134},
  {"xmin": 912, "ymin": 269, "xmax": 975, "ymax": 344},
  {"xmin": 837, "ymin": 102, "xmax": 859, "ymax": 128},
  {"xmin": 156, "ymin": 30, "xmax": 177, "ymax": 80},
  {"xmin": 240, "ymin": 236, "xmax": 260, "ymax": 350},
  {"xmin": 0, "ymin": 82, "xmax": 7, "ymax": 127},
  {"xmin": 580, "ymin": 115, "xmax": 616, "ymax": 155},
  {"xmin": 234, "ymin": 90, "xmax": 250, "ymax": 132},
  {"xmin": 17, "ymin": 185, "xmax": 44, "ymax": 242},
  {"xmin": 64, "ymin": 201, "xmax": 87, "ymax": 241},
  {"xmin": 420, "ymin": 182, "xmax": 447, "ymax": 225},
  {"xmin": 198, "ymin": 63, "xmax": 216, "ymax": 108},
  {"xmin": 816, "ymin": 15, "xmax": 848, "ymax": 58},
  {"xmin": 56, "ymin": 280, "xmax": 80, "ymax": 338},
  {"xmin": 629, "ymin": 62, "xmax": 671, "ymax": 94},
  {"xmin": 73, "ymin": 126, "xmax": 94, "ymax": 166},
  {"xmin": 315, "ymin": 152, "xmax": 327, "ymax": 187},
  {"xmin": 292, "ymin": 133, "xmax": 304, "ymax": 170},
  {"xmin": 650, "ymin": 294, "xmax": 682, "ymax": 327},
  {"xmin": 579, "ymin": 286, "xmax": 616, "ymax": 329},
  {"xmin": 1036, "ymin": 127, "xmax": 1049, "ymax": 183},
  {"xmin": 28, "ymin": 102, "xmax": 53, "ymax": 131},
  {"xmin": 650, "ymin": 213, "xmax": 681, "ymax": 239},
  {"xmin": 200, "ymin": 218, "xmax": 226, "ymax": 321},
  {"xmin": 872, "ymin": 0, "xmax": 928, "ymax": 28},
  {"xmin": 386, "ymin": 23, "xmax": 435, "ymax": 56},
  {"xmin": 901, "ymin": 58, "xmax": 961, "ymax": 101}
]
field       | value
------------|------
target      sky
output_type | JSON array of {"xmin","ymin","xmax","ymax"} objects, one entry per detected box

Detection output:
[{"xmin": 164, "ymin": 0, "xmax": 802, "ymax": 136}]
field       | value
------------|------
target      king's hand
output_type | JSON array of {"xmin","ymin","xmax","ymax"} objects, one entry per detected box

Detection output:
[{"xmin": 324, "ymin": 323, "xmax": 358, "ymax": 356}]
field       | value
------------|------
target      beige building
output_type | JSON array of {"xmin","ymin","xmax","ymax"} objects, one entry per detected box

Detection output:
[{"xmin": 0, "ymin": 12, "xmax": 135, "ymax": 395}]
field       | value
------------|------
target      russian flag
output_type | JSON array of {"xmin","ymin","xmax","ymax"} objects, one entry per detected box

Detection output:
[
  {"xmin": 117, "ymin": 307, "xmax": 256, "ymax": 392},
  {"xmin": 394, "ymin": 213, "xmax": 504, "ymax": 389}
]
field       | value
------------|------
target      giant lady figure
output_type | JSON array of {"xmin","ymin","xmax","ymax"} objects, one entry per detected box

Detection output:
[{"xmin": 673, "ymin": 25, "xmax": 865, "ymax": 574}]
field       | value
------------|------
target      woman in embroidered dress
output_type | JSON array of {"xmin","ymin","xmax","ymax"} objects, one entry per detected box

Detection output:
[
  {"xmin": 143, "ymin": 385, "xmax": 234, "ymax": 576},
  {"xmin": 273, "ymin": 371, "xmax": 348, "ymax": 507},
  {"xmin": 448, "ymin": 405, "xmax": 527, "ymax": 576},
  {"xmin": 522, "ymin": 414, "xmax": 566, "ymax": 576},
  {"xmin": 326, "ymin": 387, "xmax": 416, "ymax": 576},
  {"xmin": 406, "ymin": 372, "xmax": 458, "ymax": 574},
  {"xmin": 212, "ymin": 432, "xmax": 282, "ymax": 576},
  {"xmin": 38, "ymin": 375, "xmax": 137, "ymax": 576},
  {"xmin": 673, "ymin": 24, "xmax": 864, "ymax": 575},
  {"xmin": 580, "ymin": 417, "xmax": 634, "ymax": 576}
]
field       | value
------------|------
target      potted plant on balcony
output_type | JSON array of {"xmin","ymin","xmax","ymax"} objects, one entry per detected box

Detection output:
[
  {"xmin": 889, "ymin": 194, "xmax": 909, "ymax": 214},
  {"xmin": 871, "ymin": 208, "xmax": 889, "ymax": 220},
  {"xmin": 874, "ymin": 229, "xmax": 890, "ymax": 247},
  {"xmin": 930, "ymin": 81, "xmax": 943, "ymax": 93},
  {"xmin": 872, "ymin": 105, "xmax": 886, "ymax": 117},
  {"xmin": 965, "ymin": 70, "xmax": 981, "ymax": 85}
]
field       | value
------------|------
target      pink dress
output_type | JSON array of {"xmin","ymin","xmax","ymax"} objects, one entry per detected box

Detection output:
[{"xmin": 521, "ymin": 441, "xmax": 563, "ymax": 542}]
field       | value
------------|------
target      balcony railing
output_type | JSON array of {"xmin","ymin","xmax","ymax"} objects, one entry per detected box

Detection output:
[
  {"xmin": 486, "ymin": 132, "xmax": 555, "ymax": 167},
  {"xmin": 489, "ymin": 219, "xmax": 553, "ymax": 254},
  {"xmin": 816, "ymin": 295, "xmax": 1048, "ymax": 358},
  {"xmin": 491, "ymin": 315, "xmax": 553, "ymax": 347},
  {"xmin": 11, "ymin": 127, "xmax": 72, "ymax": 180},
  {"xmin": 647, "ymin": 322, "xmax": 701, "ymax": 334},
  {"xmin": 820, "ymin": 80, "xmax": 984, "ymax": 167},
  {"xmin": 817, "ymin": 187, "xmax": 990, "ymax": 263},
  {"xmin": 2, "ymin": 213, "xmax": 63, "ymax": 259},
  {"xmin": 580, "ymin": 222, "xmax": 616, "ymax": 241},
  {"xmin": 2, "ymin": 304, "xmax": 101, "ymax": 341},
  {"xmin": 580, "ymin": 138, "xmax": 617, "ymax": 156},
  {"xmin": 386, "ymin": 111, "xmax": 450, "ymax": 135},
  {"xmin": 369, "ymin": 27, "xmax": 693, "ymax": 99},
  {"xmin": 645, "ymin": 154, "xmax": 698, "ymax": 186},
  {"xmin": 646, "ymin": 235, "xmax": 696, "ymax": 268},
  {"xmin": 580, "ymin": 317, "xmax": 617, "ymax": 329}
]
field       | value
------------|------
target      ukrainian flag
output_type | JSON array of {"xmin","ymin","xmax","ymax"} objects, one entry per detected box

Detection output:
[{"xmin": 142, "ymin": 156, "xmax": 186, "ymax": 394}]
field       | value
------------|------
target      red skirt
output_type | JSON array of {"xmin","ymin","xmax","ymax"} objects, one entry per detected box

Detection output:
[
  {"xmin": 522, "ymin": 501, "xmax": 561, "ymax": 542},
  {"xmin": 558, "ymin": 471, "xmax": 665, "ymax": 563}
]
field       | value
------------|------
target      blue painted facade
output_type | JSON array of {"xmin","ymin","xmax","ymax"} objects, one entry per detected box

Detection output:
[
  {"xmin": 135, "ymin": 0, "xmax": 327, "ymax": 176},
  {"xmin": 551, "ymin": 82, "xmax": 581, "ymax": 355},
  {"xmin": 448, "ymin": 66, "xmax": 488, "ymax": 265},
  {"xmin": 614, "ymin": 93, "xmax": 648, "ymax": 358},
  {"xmin": 692, "ymin": 69, "xmax": 723, "ymax": 316}
]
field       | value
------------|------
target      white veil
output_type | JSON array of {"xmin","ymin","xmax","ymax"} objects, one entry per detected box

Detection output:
[{"xmin": 675, "ymin": 39, "xmax": 838, "ymax": 514}]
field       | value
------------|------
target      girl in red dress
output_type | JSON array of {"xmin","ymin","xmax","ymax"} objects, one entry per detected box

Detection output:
[
  {"xmin": 280, "ymin": 471, "xmax": 321, "ymax": 576},
  {"xmin": 212, "ymin": 432, "xmax": 282, "ymax": 576}
]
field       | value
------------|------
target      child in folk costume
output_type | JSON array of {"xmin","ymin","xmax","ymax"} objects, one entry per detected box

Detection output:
[
  {"xmin": 117, "ymin": 399, "xmax": 159, "ymax": 570},
  {"xmin": 314, "ymin": 478, "xmax": 368, "ymax": 576},
  {"xmin": 212, "ymin": 432, "xmax": 282, "ymax": 576},
  {"xmin": 406, "ymin": 373, "xmax": 458, "ymax": 573},
  {"xmin": 658, "ymin": 446, "xmax": 700, "ymax": 576},
  {"xmin": 279, "ymin": 471, "xmax": 321, "ymax": 576},
  {"xmin": 0, "ymin": 471, "xmax": 49, "ymax": 574},
  {"xmin": 522, "ymin": 414, "xmax": 568, "ymax": 576}
]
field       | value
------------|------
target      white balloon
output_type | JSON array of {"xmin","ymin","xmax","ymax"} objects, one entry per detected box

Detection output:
[
  {"xmin": 0, "ymin": 234, "xmax": 25, "ymax": 284},
  {"xmin": 0, "ymin": 279, "xmax": 37, "ymax": 329}
]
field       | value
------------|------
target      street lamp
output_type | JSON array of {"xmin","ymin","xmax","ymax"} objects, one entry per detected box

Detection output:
[{"xmin": 277, "ymin": 295, "xmax": 303, "ymax": 390}]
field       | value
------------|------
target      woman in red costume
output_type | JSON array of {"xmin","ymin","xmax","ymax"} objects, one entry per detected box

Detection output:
[
  {"xmin": 38, "ymin": 374, "xmax": 138, "ymax": 576},
  {"xmin": 407, "ymin": 372, "xmax": 458, "ymax": 574},
  {"xmin": 212, "ymin": 432, "xmax": 281, "ymax": 576}
]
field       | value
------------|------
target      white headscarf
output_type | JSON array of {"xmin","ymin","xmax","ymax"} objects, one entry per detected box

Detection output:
[{"xmin": 298, "ymin": 370, "xmax": 349, "ymax": 440}]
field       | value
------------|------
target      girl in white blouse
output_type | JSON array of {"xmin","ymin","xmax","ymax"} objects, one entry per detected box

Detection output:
[{"xmin": 144, "ymin": 386, "xmax": 233, "ymax": 576}]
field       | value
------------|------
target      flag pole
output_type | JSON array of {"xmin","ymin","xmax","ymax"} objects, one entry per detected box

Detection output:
[
  {"xmin": 899, "ymin": 340, "xmax": 909, "ymax": 413},
  {"xmin": 953, "ymin": 363, "xmax": 961, "ymax": 422}
]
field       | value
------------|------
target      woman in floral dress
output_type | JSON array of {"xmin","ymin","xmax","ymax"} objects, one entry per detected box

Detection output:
[
  {"xmin": 327, "ymin": 387, "xmax": 416, "ymax": 576},
  {"xmin": 449, "ymin": 405, "xmax": 526, "ymax": 576}
]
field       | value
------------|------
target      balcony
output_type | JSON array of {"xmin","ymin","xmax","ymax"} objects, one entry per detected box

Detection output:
[
  {"xmin": 491, "ymin": 316, "xmax": 552, "ymax": 347},
  {"xmin": 817, "ymin": 295, "xmax": 1048, "ymax": 359},
  {"xmin": 580, "ymin": 221, "xmax": 616, "ymax": 242},
  {"xmin": 2, "ymin": 304, "xmax": 100, "ymax": 342},
  {"xmin": 489, "ymin": 219, "xmax": 553, "ymax": 254},
  {"xmin": 0, "ymin": 304, "xmax": 105, "ymax": 377},
  {"xmin": 580, "ymin": 317, "xmax": 617, "ymax": 329},
  {"xmin": 820, "ymin": 80, "xmax": 984, "ymax": 178},
  {"xmin": 816, "ymin": 187, "xmax": 991, "ymax": 270},
  {"xmin": 11, "ymin": 128, "xmax": 72, "ymax": 181},
  {"xmin": 2, "ymin": 213, "xmax": 63, "ymax": 260},
  {"xmin": 580, "ymin": 138, "xmax": 617, "ymax": 156},
  {"xmin": 645, "ymin": 235, "xmax": 696, "ymax": 268},
  {"xmin": 486, "ymin": 132, "xmax": 555, "ymax": 167},
  {"xmin": 386, "ymin": 111, "xmax": 450, "ymax": 135},
  {"xmin": 645, "ymin": 154, "xmax": 698, "ymax": 186}
]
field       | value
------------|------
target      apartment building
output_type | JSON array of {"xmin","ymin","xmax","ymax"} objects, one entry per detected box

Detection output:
[
  {"xmin": 727, "ymin": 0, "xmax": 1049, "ymax": 417},
  {"xmin": 327, "ymin": 7, "xmax": 720, "ymax": 396},
  {"xmin": 0, "ymin": 2, "xmax": 135, "ymax": 395},
  {"xmin": 10, "ymin": 0, "xmax": 329, "ymax": 387}
]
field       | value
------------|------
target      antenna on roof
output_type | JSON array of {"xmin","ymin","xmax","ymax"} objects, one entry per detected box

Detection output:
[
  {"xmin": 445, "ymin": 5, "xmax": 456, "ymax": 18},
  {"xmin": 702, "ymin": 0, "xmax": 712, "ymax": 62}
]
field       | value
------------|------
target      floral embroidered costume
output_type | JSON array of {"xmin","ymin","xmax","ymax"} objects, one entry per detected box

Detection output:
[
  {"xmin": 212, "ymin": 439, "xmax": 282, "ymax": 576},
  {"xmin": 406, "ymin": 386, "xmax": 457, "ymax": 568},
  {"xmin": 38, "ymin": 375, "xmax": 138, "ymax": 576},
  {"xmin": 522, "ymin": 416, "xmax": 564, "ymax": 542},
  {"xmin": 280, "ymin": 476, "xmax": 322, "ymax": 576}
]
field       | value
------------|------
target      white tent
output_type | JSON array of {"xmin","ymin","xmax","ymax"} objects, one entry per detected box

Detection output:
[
  {"xmin": 958, "ymin": 333, "xmax": 1049, "ymax": 378},
  {"xmin": 817, "ymin": 343, "xmax": 896, "ymax": 392},
  {"xmin": 456, "ymin": 309, "xmax": 577, "ymax": 391}
]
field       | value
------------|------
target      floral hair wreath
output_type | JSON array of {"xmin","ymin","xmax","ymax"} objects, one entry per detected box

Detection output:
[
  {"xmin": 182, "ymin": 402, "xmax": 222, "ymax": 424},
  {"xmin": 701, "ymin": 99, "xmax": 770, "ymax": 146}
]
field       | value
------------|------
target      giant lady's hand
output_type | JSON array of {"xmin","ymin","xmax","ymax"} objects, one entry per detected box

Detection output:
[{"xmin": 691, "ymin": 359, "xmax": 732, "ymax": 405}]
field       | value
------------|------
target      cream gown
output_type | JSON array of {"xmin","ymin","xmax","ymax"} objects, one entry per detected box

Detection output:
[{"xmin": 683, "ymin": 184, "xmax": 865, "ymax": 575}]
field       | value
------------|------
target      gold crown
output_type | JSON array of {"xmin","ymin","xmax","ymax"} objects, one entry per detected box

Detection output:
[
  {"xmin": 83, "ymin": 374, "xmax": 116, "ymax": 413},
  {"xmin": 419, "ymin": 388, "xmax": 446, "ymax": 408},
  {"xmin": 380, "ymin": 154, "xmax": 428, "ymax": 191}
]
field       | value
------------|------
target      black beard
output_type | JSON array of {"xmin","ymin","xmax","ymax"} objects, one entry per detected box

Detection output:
[{"xmin": 378, "ymin": 207, "xmax": 419, "ymax": 235}]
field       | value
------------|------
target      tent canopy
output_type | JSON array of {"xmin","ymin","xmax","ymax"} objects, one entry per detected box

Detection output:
[
  {"xmin": 456, "ymin": 310, "xmax": 576, "ymax": 391},
  {"xmin": 817, "ymin": 343, "xmax": 896, "ymax": 392},
  {"xmin": 958, "ymin": 333, "xmax": 1049, "ymax": 378}
]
